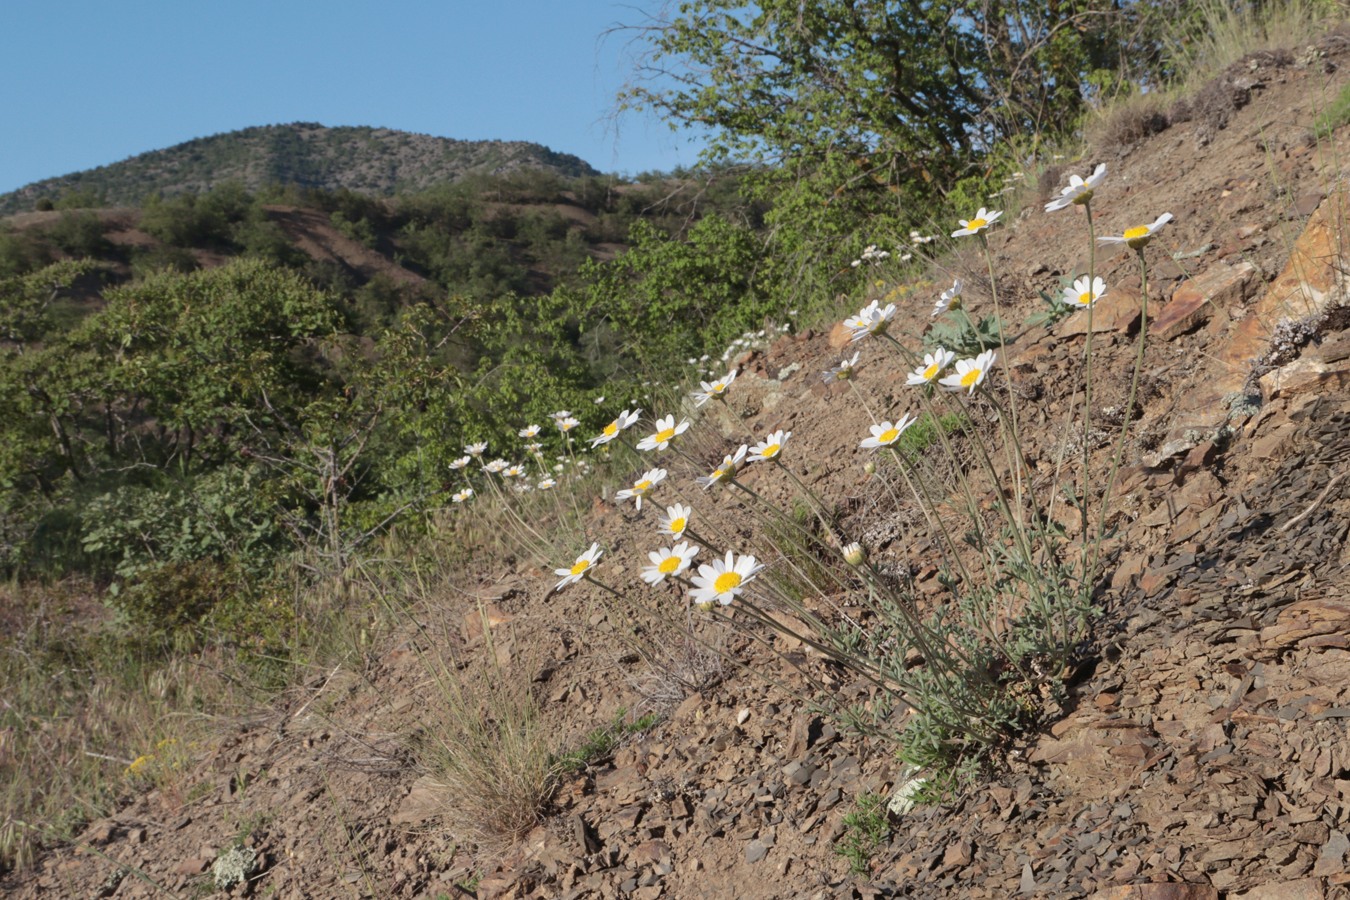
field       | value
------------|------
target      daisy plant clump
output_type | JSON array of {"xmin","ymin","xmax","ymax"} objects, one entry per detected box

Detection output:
[{"xmin": 746, "ymin": 167, "xmax": 1175, "ymax": 785}]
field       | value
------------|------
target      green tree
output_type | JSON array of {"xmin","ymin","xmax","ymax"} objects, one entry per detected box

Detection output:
[{"xmin": 619, "ymin": 0, "xmax": 1129, "ymax": 270}]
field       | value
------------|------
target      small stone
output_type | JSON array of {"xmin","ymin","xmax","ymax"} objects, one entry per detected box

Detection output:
[
  {"xmin": 745, "ymin": 839, "xmax": 770, "ymax": 864},
  {"xmin": 943, "ymin": 839, "xmax": 973, "ymax": 868},
  {"xmin": 737, "ymin": 708, "xmax": 751, "ymax": 726},
  {"xmin": 1314, "ymin": 829, "xmax": 1350, "ymax": 876}
]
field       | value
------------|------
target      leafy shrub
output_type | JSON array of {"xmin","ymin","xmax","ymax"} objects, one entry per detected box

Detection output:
[
  {"xmin": 129, "ymin": 244, "xmax": 199, "ymax": 278},
  {"xmin": 41, "ymin": 211, "xmax": 111, "ymax": 258}
]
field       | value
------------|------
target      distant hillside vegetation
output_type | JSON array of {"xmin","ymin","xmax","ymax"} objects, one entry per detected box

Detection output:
[{"xmin": 0, "ymin": 123, "xmax": 601, "ymax": 214}]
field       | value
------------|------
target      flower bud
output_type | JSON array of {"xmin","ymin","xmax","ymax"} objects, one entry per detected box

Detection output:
[
  {"xmin": 863, "ymin": 460, "xmax": 877, "ymax": 477},
  {"xmin": 842, "ymin": 542, "xmax": 867, "ymax": 566}
]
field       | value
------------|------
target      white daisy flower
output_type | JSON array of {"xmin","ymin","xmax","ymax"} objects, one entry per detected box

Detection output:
[
  {"xmin": 640, "ymin": 541, "xmax": 700, "ymax": 586},
  {"xmin": 845, "ymin": 300, "xmax": 897, "ymax": 342},
  {"xmin": 940, "ymin": 350, "xmax": 998, "ymax": 394},
  {"xmin": 449, "ymin": 455, "xmax": 471, "ymax": 470},
  {"xmin": 907, "ymin": 348, "xmax": 956, "ymax": 386},
  {"xmin": 636, "ymin": 414, "xmax": 691, "ymax": 452},
  {"xmin": 697, "ymin": 445, "xmax": 748, "ymax": 489},
  {"xmin": 689, "ymin": 550, "xmax": 765, "ymax": 606},
  {"xmin": 932, "ymin": 278, "xmax": 963, "ymax": 317},
  {"xmin": 1062, "ymin": 275, "xmax": 1107, "ymax": 308},
  {"xmin": 748, "ymin": 430, "xmax": 791, "ymax": 463},
  {"xmin": 549, "ymin": 410, "xmax": 572, "ymax": 421},
  {"xmin": 519, "ymin": 424, "xmax": 541, "ymax": 439},
  {"xmin": 859, "ymin": 415, "xmax": 917, "ymax": 450},
  {"xmin": 537, "ymin": 477, "xmax": 556, "ymax": 490},
  {"xmin": 693, "ymin": 370, "xmax": 738, "ymax": 406},
  {"xmin": 615, "ymin": 467, "xmax": 667, "ymax": 511},
  {"xmin": 591, "ymin": 408, "xmax": 642, "ymax": 448},
  {"xmin": 452, "ymin": 488, "xmax": 474, "ymax": 503},
  {"xmin": 1098, "ymin": 213, "xmax": 1173, "ymax": 250},
  {"xmin": 1045, "ymin": 163, "xmax": 1106, "ymax": 212},
  {"xmin": 594, "ymin": 396, "xmax": 605, "ymax": 404},
  {"xmin": 502, "ymin": 464, "xmax": 526, "ymax": 479},
  {"xmin": 464, "ymin": 442, "xmax": 488, "ymax": 457},
  {"xmin": 951, "ymin": 207, "xmax": 1003, "ymax": 238},
  {"xmin": 554, "ymin": 543, "xmax": 602, "ymax": 592},
  {"xmin": 822, "ymin": 351, "xmax": 861, "ymax": 384},
  {"xmin": 662, "ymin": 503, "xmax": 692, "ymax": 538},
  {"xmin": 525, "ymin": 442, "xmax": 543, "ymax": 455},
  {"xmin": 555, "ymin": 416, "xmax": 580, "ymax": 433},
  {"xmin": 483, "ymin": 458, "xmax": 509, "ymax": 474}
]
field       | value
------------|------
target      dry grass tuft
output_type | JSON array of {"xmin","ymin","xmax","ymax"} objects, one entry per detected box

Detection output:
[
  {"xmin": 1089, "ymin": 95, "xmax": 1172, "ymax": 155},
  {"xmin": 0, "ymin": 581, "xmax": 241, "ymax": 874},
  {"xmin": 1089, "ymin": 0, "xmax": 1343, "ymax": 157},
  {"xmin": 419, "ymin": 622, "xmax": 559, "ymax": 855}
]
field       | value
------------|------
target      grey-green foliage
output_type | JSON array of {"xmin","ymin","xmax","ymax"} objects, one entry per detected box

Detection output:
[{"xmin": 923, "ymin": 314, "xmax": 1003, "ymax": 357}]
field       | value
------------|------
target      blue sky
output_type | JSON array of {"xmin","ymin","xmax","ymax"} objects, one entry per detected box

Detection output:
[{"xmin": 0, "ymin": 1, "xmax": 703, "ymax": 194}]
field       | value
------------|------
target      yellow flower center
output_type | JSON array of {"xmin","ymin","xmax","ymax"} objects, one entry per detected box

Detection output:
[
  {"xmin": 634, "ymin": 480, "xmax": 652, "ymax": 492},
  {"xmin": 967, "ymin": 217, "xmax": 987, "ymax": 230},
  {"xmin": 878, "ymin": 428, "xmax": 899, "ymax": 444},
  {"xmin": 713, "ymin": 571, "xmax": 743, "ymax": 593},
  {"xmin": 1078, "ymin": 291, "xmax": 1093, "ymax": 306},
  {"xmin": 569, "ymin": 559, "xmax": 591, "ymax": 576},
  {"xmin": 658, "ymin": 556, "xmax": 681, "ymax": 574},
  {"xmin": 669, "ymin": 517, "xmax": 686, "ymax": 534},
  {"xmin": 711, "ymin": 382, "xmax": 725, "ymax": 393},
  {"xmin": 760, "ymin": 443, "xmax": 781, "ymax": 458},
  {"xmin": 960, "ymin": 368, "xmax": 983, "ymax": 388},
  {"xmin": 922, "ymin": 363, "xmax": 939, "ymax": 380},
  {"xmin": 604, "ymin": 422, "xmax": 618, "ymax": 436},
  {"xmin": 1123, "ymin": 225, "xmax": 1150, "ymax": 240},
  {"xmin": 654, "ymin": 427, "xmax": 675, "ymax": 443}
]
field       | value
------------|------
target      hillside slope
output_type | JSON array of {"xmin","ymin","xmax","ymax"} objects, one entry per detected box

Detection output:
[
  {"xmin": 0, "ymin": 123, "xmax": 600, "ymax": 214},
  {"xmin": 7, "ymin": 38, "xmax": 1350, "ymax": 900}
]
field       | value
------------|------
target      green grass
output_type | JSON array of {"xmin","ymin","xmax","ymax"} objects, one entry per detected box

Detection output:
[
  {"xmin": 835, "ymin": 793, "xmax": 892, "ymax": 875},
  {"xmin": 895, "ymin": 412, "xmax": 967, "ymax": 461},
  {"xmin": 1313, "ymin": 81, "xmax": 1350, "ymax": 140},
  {"xmin": 554, "ymin": 708, "xmax": 661, "ymax": 774}
]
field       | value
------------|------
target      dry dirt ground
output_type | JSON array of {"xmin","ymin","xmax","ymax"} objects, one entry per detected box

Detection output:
[{"xmin": 8, "ymin": 35, "xmax": 1350, "ymax": 900}]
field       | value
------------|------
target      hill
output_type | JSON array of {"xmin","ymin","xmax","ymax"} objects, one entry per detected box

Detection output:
[{"xmin": 0, "ymin": 123, "xmax": 601, "ymax": 214}]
